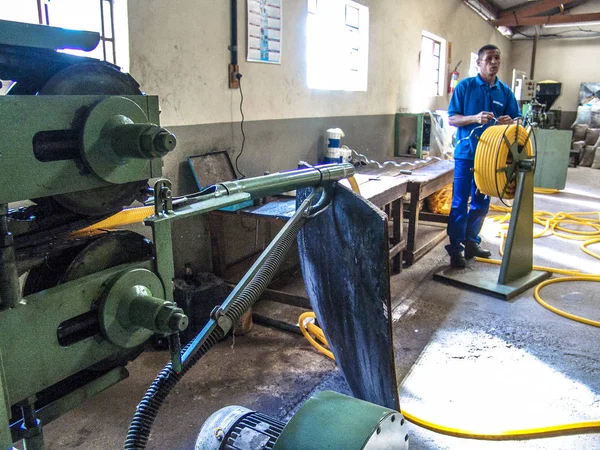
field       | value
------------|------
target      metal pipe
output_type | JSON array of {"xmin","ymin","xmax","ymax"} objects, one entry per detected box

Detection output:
[
  {"xmin": 230, "ymin": 0, "xmax": 238, "ymax": 65},
  {"xmin": 146, "ymin": 164, "xmax": 355, "ymax": 224},
  {"xmin": 530, "ymin": 27, "xmax": 538, "ymax": 79},
  {"xmin": 200, "ymin": 163, "xmax": 352, "ymax": 204}
]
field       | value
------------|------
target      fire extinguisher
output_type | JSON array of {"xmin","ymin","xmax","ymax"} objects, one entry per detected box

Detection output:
[{"xmin": 449, "ymin": 61, "xmax": 461, "ymax": 95}]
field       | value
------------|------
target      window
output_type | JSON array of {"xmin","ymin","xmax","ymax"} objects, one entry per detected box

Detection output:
[
  {"xmin": 0, "ymin": 0, "xmax": 129, "ymax": 71},
  {"xmin": 306, "ymin": 0, "xmax": 369, "ymax": 91},
  {"xmin": 420, "ymin": 31, "xmax": 446, "ymax": 97},
  {"xmin": 468, "ymin": 52, "xmax": 478, "ymax": 77}
]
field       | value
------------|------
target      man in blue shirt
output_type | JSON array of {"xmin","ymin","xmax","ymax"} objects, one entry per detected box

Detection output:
[{"xmin": 446, "ymin": 44, "xmax": 520, "ymax": 268}]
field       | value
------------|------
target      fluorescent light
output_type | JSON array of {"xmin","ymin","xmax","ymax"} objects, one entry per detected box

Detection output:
[{"xmin": 543, "ymin": 20, "xmax": 600, "ymax": 28}]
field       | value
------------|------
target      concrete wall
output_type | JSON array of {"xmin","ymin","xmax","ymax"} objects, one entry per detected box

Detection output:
[
  {"xmin": 126, "ymin": 0, "xmax": 512, "ymax": 273},
  {"xmin": 128, "ymin": 0, "xmax": 511, "ymax": 131}
]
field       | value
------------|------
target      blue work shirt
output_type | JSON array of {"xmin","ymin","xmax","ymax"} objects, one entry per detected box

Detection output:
[{"xmin": 448, "ymin": 74, "xmax": 520, "ymax": 160}]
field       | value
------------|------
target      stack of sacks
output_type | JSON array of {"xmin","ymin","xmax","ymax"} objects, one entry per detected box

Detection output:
[{"xmin": 570, "ymin": 124, "xmax": 600, "ymax": 167}]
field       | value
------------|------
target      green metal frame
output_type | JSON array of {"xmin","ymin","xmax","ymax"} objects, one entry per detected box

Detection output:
[
  {"xmin": 0, "ymin": 19, "xmax": 100, "ymax": 51},
  {"xmin": 0, "ymin": 163, "xmax": 354, "ymax": 449},
  {"xmin": 0, "ymin": 95, "xmax": 163, "ymax": 205},
  {"xmin": 394, "ymin": 112, "xmax": 424, "ymax": 158}
]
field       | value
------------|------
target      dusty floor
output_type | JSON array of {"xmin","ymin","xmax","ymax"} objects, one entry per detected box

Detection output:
[{"xmin": 29, "ymin": 167, "xmax": 600, "ymax": 449}]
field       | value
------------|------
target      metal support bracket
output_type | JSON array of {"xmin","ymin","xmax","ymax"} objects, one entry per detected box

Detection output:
[{"xmin": 434, "ymin": 159, "xmax": 550, "ymax": 300}]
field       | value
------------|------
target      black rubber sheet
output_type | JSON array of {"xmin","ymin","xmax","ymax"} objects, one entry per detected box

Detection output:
[{"xmin": 297, "ymin": 184, "xmax": 399, "ymax": 410}]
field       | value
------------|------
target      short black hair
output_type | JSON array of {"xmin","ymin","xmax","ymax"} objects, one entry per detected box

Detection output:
[{"xmin": 477, "ymin": 45, "xmax": 500, "ymax": 60}]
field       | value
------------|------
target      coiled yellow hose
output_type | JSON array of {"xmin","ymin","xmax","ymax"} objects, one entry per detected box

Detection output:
[
  {"xmin": 481, "ymin": 202, "xmax": 600, "ymax": 329},
  {"xmin": 474, "ymin": 124, "xmax": 533, "ymax": 199}
]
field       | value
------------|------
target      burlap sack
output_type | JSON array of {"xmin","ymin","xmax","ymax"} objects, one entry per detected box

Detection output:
[
  {"xmin": 592, "ymin": 148, "xmax": 600, "ymax": 169},
  {"xmin": 572, "ymin": 123, "xmax": 589, "ymax": 142},
  {"xmin": 585, "ymin": 128, "xmax": 600, "ymax": 146},
  {"xmin": 592, "ymin": 135, "xmax": 600, "ymax": 169},
  {"xmin": 580, "ymin": 145, "xmax": 596, "ymax": 167}
]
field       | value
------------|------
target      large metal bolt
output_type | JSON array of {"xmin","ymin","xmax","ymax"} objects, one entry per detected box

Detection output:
[
  {"xmin": 169, "ymin": 312, "xmax": 189, "ymax": 332},
  {"xmin": 139, "ymin": 127, "xmax": 176, "ymax": 158},
  {"xmin": 153, "ymin": 130, "xmax": 177, "ymax": 155}
]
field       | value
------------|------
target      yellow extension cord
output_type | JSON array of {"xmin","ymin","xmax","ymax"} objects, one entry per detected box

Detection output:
[{"xmin": 298, "ymin": 127, "xmax": 600, "ymax": 440}]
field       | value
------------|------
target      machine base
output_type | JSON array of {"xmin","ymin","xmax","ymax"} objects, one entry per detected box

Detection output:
[{"xmin": 433, "ymin": 264, "xmax": 551, "ymax": 301}]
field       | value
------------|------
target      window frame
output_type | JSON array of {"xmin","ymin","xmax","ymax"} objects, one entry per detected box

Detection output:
[
  {"xmin": 306, "ymin": 0, "xmax": 369, "ymax": 92},
  {"xmin": 420, "ymin": 30, "xmax": 447, "ymax": 97}
]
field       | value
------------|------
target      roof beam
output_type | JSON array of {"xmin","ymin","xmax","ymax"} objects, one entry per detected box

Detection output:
[
  {"xmin": 492, "ymin": 11, "xmax": 600, "ymax": 27},
  {"xmin": 499, "ymin": 0, "xmax": 579, "ymax": 19},
  {"xmin": 464, "ymin": 0, "xmax": 500, "ymax": 19}
]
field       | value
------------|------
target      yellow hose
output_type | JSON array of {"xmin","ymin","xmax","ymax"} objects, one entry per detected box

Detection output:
[
  {"xmin": 534, "ymin": 187, "xmax": 559, "ymax": 194},
  {"xmin": 71, "ymin": 206, "xmax": 155, "ymax": 237},
  {"xmin": 474, "ymin": 124, "xmax": 533, "ymax": 199},
  {"xmin": 582, "ymin": 237, "xmax": 600, "ymax": 261},
  {"xmin": 298, "ymin": 312, "xmax": 334, "ymax": 360},
  {"xmin": 347, "ymin": 175, "xmax": 361, "ymax": 195},
  {"xmin": 298, "ymin": 311, "xmax": 600, "ymax": 439},
  {"xmin": 534, "ymin": 276, "xmax": 600, "ymax": 327}
]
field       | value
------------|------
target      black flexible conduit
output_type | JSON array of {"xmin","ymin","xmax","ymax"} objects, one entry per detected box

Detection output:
[{"xmin": 124, "ymin": 203, "xmax": 311, "ymax": 449}]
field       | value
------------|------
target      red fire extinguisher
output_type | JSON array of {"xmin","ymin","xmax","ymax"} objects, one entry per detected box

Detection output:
[{"xmin": 449, "ymin": 61, "xmax": 461, "ymax": 95}]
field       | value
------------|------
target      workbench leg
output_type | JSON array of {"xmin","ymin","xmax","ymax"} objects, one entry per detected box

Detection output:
[
  {"xmin": 390, "ymin": 199, "xmax": 402, "ymax": 274},
  {"xmin": 208, "ymin": 213, "xmax": 227, "ymax": 278},
  {"xmin": 405, "ymin": 187, "xmax": 421, "ymax": 266}
]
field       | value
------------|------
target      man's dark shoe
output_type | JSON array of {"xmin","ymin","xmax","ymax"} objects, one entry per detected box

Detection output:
[
  {"xmin": 465, "ymin": 242, "xmax": 492, "ymax": 259},
  {"xmin": 450, "ymin": 253, "xmax": 467, "ymax": 269}
]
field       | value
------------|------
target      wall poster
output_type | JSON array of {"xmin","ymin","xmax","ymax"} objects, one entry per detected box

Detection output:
[{"xmin": 247, "ymin": 0, "xmax": 282, "ymax": 64}]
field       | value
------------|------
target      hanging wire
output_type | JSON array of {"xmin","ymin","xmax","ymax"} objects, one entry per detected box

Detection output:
[{"xmin": 234, "ymin": 77, "xmax": 246, "ymax": 179}]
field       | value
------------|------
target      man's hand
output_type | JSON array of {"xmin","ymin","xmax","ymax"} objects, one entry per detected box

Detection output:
[
  {"xmin": 474, "ymin": 111, "xmax": 494, "ymax": 125},
  {"xmin": 496, "ymin": 115, "xmax": 513, "ymax": 125}
]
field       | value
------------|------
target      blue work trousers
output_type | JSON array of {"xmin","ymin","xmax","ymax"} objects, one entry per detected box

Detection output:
[{"xmin": 445, "ymin": 158, "xmax": 490, "ymax": 255}]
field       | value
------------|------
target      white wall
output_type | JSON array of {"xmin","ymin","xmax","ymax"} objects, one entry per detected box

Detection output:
[{"xmin": 128, "ymin": 0, "xmax": 512, "ymax": 127}]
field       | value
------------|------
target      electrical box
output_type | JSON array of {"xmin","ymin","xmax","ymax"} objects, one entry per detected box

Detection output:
[{"xmin": 515, "ymin": 79, "xmax": 537, "ymax": 102}]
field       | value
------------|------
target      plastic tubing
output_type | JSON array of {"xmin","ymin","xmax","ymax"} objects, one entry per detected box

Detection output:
[{"xmin": 474, "ymin": 124, "xmax": 533, "ymax": 199}]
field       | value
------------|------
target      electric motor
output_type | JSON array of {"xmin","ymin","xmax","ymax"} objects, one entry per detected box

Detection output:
[{"xmin": 196, "ymin": 391, "xmax": 409, "ymax": 450}]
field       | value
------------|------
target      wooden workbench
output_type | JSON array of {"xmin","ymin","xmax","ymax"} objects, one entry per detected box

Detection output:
[
  {"xmin": 353, "ymin": 157, "xmax": 454, "ymax": 266},
  {"xmin": 209, "ymin": 158, "xmax": 453, "ymax": 281}
]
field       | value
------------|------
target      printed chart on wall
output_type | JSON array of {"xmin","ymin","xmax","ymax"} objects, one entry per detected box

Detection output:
[{"xmin": 247, "ymin": 0, "xmax": 282, "ymax": 64}]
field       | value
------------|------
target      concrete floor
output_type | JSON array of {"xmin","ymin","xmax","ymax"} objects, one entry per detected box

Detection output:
[{"xmin": 31, "ymin": 167, "xmax": 600, "ymax": 449}]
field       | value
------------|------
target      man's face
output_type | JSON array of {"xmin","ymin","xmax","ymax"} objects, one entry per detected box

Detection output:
[{"xmin": 477, "ymin": 49, "xmax": 501, "ymax": 78}]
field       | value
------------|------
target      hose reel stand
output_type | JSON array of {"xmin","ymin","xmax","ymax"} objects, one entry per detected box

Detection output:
[{"xmin": 434, "ymin": 123, "xmax": 551, "ymax": 300}]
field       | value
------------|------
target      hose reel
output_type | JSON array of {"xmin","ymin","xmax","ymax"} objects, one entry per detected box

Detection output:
[
  {"xmin": 474, "ymin": 123, "xmax": 534, "ymax": 201},
  {"xmin": 434, "ymin": 123, "xmax": 550, "ymax": 300}
]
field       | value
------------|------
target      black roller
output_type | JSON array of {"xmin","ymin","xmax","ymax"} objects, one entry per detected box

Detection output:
[
  {"xmin": 23, "ymin": 230, "xmax": 153, "ymax": 295},
  {"xmin": 37, "ymin": 61, "xmax": 149, "ymax": 216},
  {"xmin": 38, "ymin": 61, "xmax": 141, "ymax": 96}
]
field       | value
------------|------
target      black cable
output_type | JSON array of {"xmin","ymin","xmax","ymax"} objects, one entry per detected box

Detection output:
[{"xmin": 234, "ymin": 77, "xmax": 246, "ymax": 179}]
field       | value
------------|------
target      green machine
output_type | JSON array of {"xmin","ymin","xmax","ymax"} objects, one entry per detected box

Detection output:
[{"xmin": 0, "ymin": 20, "xmax": 404, "ymax": 450}]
